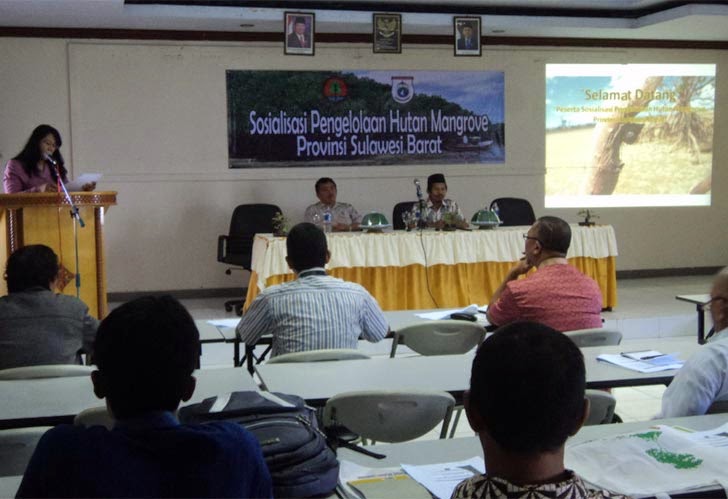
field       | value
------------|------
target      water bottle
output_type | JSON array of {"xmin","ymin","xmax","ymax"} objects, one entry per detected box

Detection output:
[
  {"xmin": 492, "ymin": 202, "xmax": 500, "ymax": 223},
  {"xmin": 323, "ymin": 207, "xmax": 332, "ymax": 233}
]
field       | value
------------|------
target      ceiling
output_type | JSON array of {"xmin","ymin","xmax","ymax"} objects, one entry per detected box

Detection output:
[{"xmin": 0, "ymin": 0, "xmax": 727, "ymax": 41}]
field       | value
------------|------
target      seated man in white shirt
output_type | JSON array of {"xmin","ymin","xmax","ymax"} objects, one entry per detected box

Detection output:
[
  {"xmin": 236, "ymin": 222, "xmax": 389, "ymax": 357},
  {"xmin": 658, "ymin": 267, "xmax": 728, "ymax": 417},
  {"xmin": 304, "ymin": 177, "xmax": 361, "ymax": 231}
]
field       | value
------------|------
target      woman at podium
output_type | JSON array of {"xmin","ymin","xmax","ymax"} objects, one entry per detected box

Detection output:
[{"xmin": 2, "ymin": 124, "xmax": 95, "ymax": 193}]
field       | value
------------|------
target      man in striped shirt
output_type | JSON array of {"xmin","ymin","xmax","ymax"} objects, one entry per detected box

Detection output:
[{"xmin": 236, "ymin": 222, "xmax": 389, "ymax": 357}]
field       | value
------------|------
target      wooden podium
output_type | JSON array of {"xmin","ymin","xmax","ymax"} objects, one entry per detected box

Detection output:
[{"xmin": 0, "ymin": 192, "xmax": 117, "ymax": 319}]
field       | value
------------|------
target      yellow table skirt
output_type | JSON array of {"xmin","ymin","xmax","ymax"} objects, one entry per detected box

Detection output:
[{"xmin": 244, "ymin": 256, "xmax": 617, "ymax": 312}]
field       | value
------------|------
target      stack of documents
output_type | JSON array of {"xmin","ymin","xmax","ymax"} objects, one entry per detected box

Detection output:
[
  {"xmin": 596, "ymin": 350, "xmax": 684, "ymax": 373},
  {"xmin": 567, "ymin": 423, "xmax": 728, "ymax": 497},
  {"xmin": 339, "ymin": 457, "xmax": 485, "ymax": 499}
]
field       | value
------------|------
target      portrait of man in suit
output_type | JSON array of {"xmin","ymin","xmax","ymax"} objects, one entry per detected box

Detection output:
[
  {"xmin": 455, "ymin": 17, "xmax": 481, "ymax": 56},
  {"xmin": 285, "ymin": 13, "xmax": 315, "ymax": 55}
]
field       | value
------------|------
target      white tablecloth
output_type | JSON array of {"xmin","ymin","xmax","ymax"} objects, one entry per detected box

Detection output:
[{"xmin": 251, "ymin": 225, "xmax": 618, "ymax": 292}]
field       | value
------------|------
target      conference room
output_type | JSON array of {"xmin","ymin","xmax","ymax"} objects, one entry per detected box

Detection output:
[{"xmin": 1, "ymin": 0, "xmax": 728, "ymax": 497}]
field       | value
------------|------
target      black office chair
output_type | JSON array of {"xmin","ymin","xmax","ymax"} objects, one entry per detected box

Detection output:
[
  {"xmin": 489, "ymin": 197, "xmax": 536, "ymax": 226},
  {"xmin": 217, "ymin": 203, "xmax": 281, "ymax": 315},
  {"xmin": 392, "ymin": 201, "xmax": 416, "ymax": 230}
]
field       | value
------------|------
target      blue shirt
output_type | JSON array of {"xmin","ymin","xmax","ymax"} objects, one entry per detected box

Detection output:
[
  {"xmin": 236, "ymin": 268, "xmax": 389, "ymax": 357},
  {"xmin": 17, "ymin": 411, "xmax": 272, "ymax": 498}
]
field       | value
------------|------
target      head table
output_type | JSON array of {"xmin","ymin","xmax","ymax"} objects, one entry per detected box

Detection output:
[{"xmin": 244, "ymin": 225, "xmax": 618, "ymax": 311}]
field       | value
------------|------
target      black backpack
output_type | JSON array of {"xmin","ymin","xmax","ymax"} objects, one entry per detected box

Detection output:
[{"xmin": 178, "ymin": 391, "xmax": 339, "ymax": 498}]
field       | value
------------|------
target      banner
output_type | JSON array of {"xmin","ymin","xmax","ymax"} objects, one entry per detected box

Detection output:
[{"xmin": 226, "ymin": 70, "xmax": 505, "ymax": 168}]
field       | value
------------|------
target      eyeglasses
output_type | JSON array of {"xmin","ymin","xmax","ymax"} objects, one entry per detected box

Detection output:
[
  {"xmin": 701, "ymin": 296, "xmax": 727, "ymax": 311},
  {"xmin": 522, "ymin": 234, "xmax": 543, "ymax": 245}
]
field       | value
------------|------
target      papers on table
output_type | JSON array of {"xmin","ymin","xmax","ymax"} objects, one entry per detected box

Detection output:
[
  {"xmin": 66, "ymin": 173, "xmax": 102, "ymax": 191},
  {"xmin": 340, "ymin": 457, "xmax": 485, "ymax": 499},
  {"xmin": 415, "ymin": 304, "xmax": 484, "ymax": 321},
  {"xmin": 567, "ymin": 423, "xmax": 728, "ymax": 497},
  {"xmin": 402, "ymin": 457, "xmax": 485, "ymax": 499},
  {"xmin": 206, "ymin": 318, "xmax": 240, "ymax": 329},
  {"xmin": 597, "ymin": 350, "xmax": 684, "ymax": 373}
]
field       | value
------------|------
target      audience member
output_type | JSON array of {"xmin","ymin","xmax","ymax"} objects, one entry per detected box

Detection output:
[
  {"xmin": 487, "ymin": 216, "xmax": 602, "ymax": 331},
  {"xmin": 18, "ymin": 295, "xmax": 272, "ymax": 498},
  {"xmin": 658, "ymin": 267, "xmax": 728, "ymax": 417},
  {"xmin": 0, "ymin": 244, "xmax": 98, "ymax": 369},
  {"xmin": 452, "ymin": 321, "xmax": 625, "ymax": 498},
  {"xmin": 409, "ymin": 173, "xmax": 467, "ymax": 229},
  {"xmin": 237, "ymin": 222, "xmax": 388, "ymax": 357},
  {"xmin": 304, "ymin": 177, "xmax": 361, "ymax": 231}
]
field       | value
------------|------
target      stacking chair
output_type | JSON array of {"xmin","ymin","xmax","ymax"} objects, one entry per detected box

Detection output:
[
  {"xmin": 323, "ymin": 390, "xmax": 455, "ymax": 443},
  {"xmin": 584, "ymin": 389, "xmax": 617, "ymax": 425},
  {"xmin": 0, "ymin": 364, "xmax": 94, "ymax": 380},
  {"xmin": 489, "ymin": 197, "xmax": 536, "ymax": 226},
  {"xmin": 74, "ymin": 406, "xmax": 115, "ymax": 430},
  {"xmin": 266, "ymin": 349, "xmax": 370, "ymax": 364},
  {"xmin": 564, "ymin": 328, "xmax": 623, "ymax": 347},
  {"xmin": 217, "ymin": 203, "xmax": 282, "ymax": 315},
  {"xmin": 390, "ymin": 320, "xmax": 485, "ymax": 358},
  {"xmin": 392, "ymin": 201, "xmax": 416, "ymax": 230},
  {"xmin": 0, "ymin": 427, "xmax": 52, "ymax": 476}
]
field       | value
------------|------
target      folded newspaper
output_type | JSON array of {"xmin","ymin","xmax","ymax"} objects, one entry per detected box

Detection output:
[{"xmin": 566, "ymin": 423, "xmax": 728, "ymax": 497}]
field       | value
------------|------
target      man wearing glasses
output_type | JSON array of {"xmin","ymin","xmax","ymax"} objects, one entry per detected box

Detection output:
[
  {"xmin": 486, "ymin": 216, "xmax": 603, "ymax": 332},
  {"xmin": 659, "ymin": 267, "xmax": 728, "ymax": 417}
]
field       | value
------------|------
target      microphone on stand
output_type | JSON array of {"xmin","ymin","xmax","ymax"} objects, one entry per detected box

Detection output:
[
  {"xmin": 44, "ymin": 153, "xmax": 58, "ymax": 166},
  {"xmin": 413, "ymin": 178, "xmax": 426, "ymax": 229},
  {"xmin": 414, "ymin": 178, "xmax": 423, "ymax": 201}
]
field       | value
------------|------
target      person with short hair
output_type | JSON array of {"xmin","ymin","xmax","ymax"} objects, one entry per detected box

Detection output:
[
  {"xmin": 452, "ymin": 321, "xmax": 625, "ymax": 499},
  {"xmin": 237, "ymin": 222, "xmax": 389, "ymax": 357},
  {"xmin": 457, "ymin": 24, "xmax": 478, "ymax": 51},
  {"xmin": 287, "ymin": 16, "xmax": 310, "ymax": 48},
  {"xmin": 487, "ymin": 216, "xmax": 603, "ymax": 331},
  {"xmin": 408, "ymin": 173, "xmax": 467, "ymax": 229},
  {"xmin": 18, "ymin": 295, "xmax": 272, "ymax": 498},
  {"xmin": 0, "ymin": 244, "xmax": 98, "ymax": 369},
  {"xmin": 658, "ymin": 267, "xmax": 728, "ymax": 417},
  {"xmin": 304, "ymin": 177, "xmax": 361, "ymax": 231}
]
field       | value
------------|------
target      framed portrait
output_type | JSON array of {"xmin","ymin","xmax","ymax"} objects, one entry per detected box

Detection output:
[
  {"xmin": 284, "ymin": 12, "xmax": 315, "ymax": 56},
  {"xmin": 454, "ymin": 17, "xmax": 481, "ymax": 57},
  {"xmin": 373, "ymin": 13, "xmax": 402, "ymax": 54}
]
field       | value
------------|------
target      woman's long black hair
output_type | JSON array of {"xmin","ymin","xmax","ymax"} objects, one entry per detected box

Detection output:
[{"xmin": 11, "ymin": 124, "xmax": 68, "ymax": 183}]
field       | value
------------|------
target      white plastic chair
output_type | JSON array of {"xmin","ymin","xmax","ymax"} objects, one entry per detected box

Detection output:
[
  {"xmin": 564, "ymin": 328, "xmax": 622, "ymax": 347},
  {"xmin": 0, "ymin": 364, "xmax": 94, "ymax": 380},
  {"xmin": 74, "ymin": 406, "xmax": 115, "ymax": 429},
  {"xmin": 323, "ymin": 390, "xmax": 455, "ymax": 443},
  {"xmin": 389, "ymin": 320, "xmax": 485, "ymax": 358},
  {"xmin": 0, "ymin": 427, "xmax": 51, "ymax": 476},
  {"xmin": 585, "ymin": 389, "xmax": 617, "ymax": 425},
  {"xmin": 266, "ymin": 349, "xmax": 370, "ymax": 364}
]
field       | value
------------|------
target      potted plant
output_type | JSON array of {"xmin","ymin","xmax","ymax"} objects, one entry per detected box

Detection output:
[{"xmin": 272, "ymin": 212, "xmax": 290, "ymax": 237}]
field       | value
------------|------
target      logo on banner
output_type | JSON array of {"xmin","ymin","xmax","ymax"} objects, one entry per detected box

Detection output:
[
  {"xmin": 323, "ymin": 76, "xmax": 348, "ymax": 102},
  {"xmin": 391, "ymin": 76, "xmax": 414, "ymax": 103}
]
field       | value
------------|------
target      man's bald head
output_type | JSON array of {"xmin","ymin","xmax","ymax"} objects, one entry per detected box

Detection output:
[{"xmin": 709, "ymin": 267, "xmax": 728, "ymax": 332}]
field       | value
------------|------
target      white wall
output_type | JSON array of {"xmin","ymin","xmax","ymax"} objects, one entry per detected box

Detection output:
[{"xmin": 1, "ymin": 37, "xmax": 726, "ymax": 293}]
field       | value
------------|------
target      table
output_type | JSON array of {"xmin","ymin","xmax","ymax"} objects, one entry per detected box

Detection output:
[
  {"xmin": 245, "ymin": 225, "xmax": 618, "ymax": 311},
  {"xmin": 337, "ymin": 413, "xmax": 728, "ymax": 497},
  {"xmin": 0, "ymin": 367, "xmax": 258, "ymax": 430},
  {"xmin": 676, "ymin": 294, "xmax": 712, "ymax": 344},
  {"xmin": 255, "ymin": 337, "xmax": 700, "ymax": 406}
]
